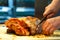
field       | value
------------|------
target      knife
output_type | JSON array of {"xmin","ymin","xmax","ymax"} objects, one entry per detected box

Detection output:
[
  {"xmin": 38, "ymin": 17, "xmax": 47, "ymax": 25},
  {"xmin": 38, "ymin": 13, "xmax": 50, "ymax": 25},
  {"xmin": 36, "ymin": 14, "xmax": 50, "ymax": 33}
]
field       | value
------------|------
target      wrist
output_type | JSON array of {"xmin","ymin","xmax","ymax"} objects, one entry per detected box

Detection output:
[
  {"xmin": 55, "ymin": 16, "xmax": 60, "ymax": 23},
  {"xmin": 52, "ymin": 0, "xmax": 60, "ymax": 9},
  {"xmin": 54, "ymin": 16, "xmax": 60, "ymax": 29},
  {"xmin": 52, "ymin": 0, "xmax": 60, "ymax": 1},
  {"xmin": 54, "ymin": 16, "xmax": 60, "ymax": 20}
]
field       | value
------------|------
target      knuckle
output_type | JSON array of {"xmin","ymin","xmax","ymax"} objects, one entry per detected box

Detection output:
[
  {"xmin": 45, "ymin": 6, "xmax": 48, "ymax": 9},
  {"xmin": 45, "ymin": 7, "xmax": 47, "ymax": 10},
  {"xmin": 46, "ymin": 19, "xmax": 52, "ymax": 24},
  {"xmin": 46, "ymin": 19, "xmax": 50, "ymax": 22}
]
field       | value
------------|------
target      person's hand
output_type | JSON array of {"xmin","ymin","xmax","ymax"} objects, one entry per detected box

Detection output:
[
  {"xmin": 43, "ymin": 0, "xmax": 60, "ymax": 18},
  {"xmin": 42, "ymin": 16, "xmax": 60, "ymax": 35}
]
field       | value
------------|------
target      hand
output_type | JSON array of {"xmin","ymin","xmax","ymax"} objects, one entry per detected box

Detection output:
[
  {"xmin": 43, "ymin": 0, "xmax": 60, "ymax": 18},
  {"xmin": 42, "ymin": 16, "xmax": 60, "ymax": 35}
]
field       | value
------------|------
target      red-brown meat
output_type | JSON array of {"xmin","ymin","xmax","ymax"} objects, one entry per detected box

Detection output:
[{"xmin": 5, "ymin": 16, "xmax": 40, "ymax": 36}]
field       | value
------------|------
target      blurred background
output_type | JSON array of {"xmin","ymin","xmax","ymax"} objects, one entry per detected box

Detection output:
[
  {"xmin": 0, "ymin": 0, "xmax": 35, "ymax": 23},
  {"xmin": 1, "ymin": 0, "xmax": 60, "ymax": 23}
]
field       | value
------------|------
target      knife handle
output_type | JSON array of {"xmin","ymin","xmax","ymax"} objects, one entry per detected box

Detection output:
[{"xmin": 38, "ymin": 13, "xmax": 51, "ymax": 25}]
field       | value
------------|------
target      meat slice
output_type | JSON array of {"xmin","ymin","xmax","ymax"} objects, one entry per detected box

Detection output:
[{"xmin": 5, "ymin": 16, "xmax": 40, "ymax": 36}]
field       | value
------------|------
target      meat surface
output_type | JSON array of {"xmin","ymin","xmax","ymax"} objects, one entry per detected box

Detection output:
[{"xmin": 5, "ymin": 16, "xmax": 40, "ymax": 36}]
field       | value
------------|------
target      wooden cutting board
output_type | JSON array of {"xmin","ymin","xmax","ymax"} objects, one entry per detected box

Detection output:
[{"xmin": 0, "ymin": 24, "xmax": 60, "ymax": 40}]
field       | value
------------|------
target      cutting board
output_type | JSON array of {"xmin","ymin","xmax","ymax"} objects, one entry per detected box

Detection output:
[{"xmin": 0, "ymin": 24, "xmax": 60, "ymax": 40}]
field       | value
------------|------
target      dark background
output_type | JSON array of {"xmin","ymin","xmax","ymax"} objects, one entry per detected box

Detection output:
[{"xmin": 0, "ymin": 0, "xmax": 60, "ymax": 23}]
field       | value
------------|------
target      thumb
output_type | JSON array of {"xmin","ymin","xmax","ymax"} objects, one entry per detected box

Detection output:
[{"xmin": 43, "ymin": 9, "xmax": 52, "ymax": 17}]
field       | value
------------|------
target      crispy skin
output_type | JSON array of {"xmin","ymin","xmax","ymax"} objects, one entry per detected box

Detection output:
[
  {"xmin": 5, "ymin": 18, "xmax": 30, "ymax": 36},
  {"xmin": 5, "ymin": 16, "xmax": 40, "ymax": 36}
]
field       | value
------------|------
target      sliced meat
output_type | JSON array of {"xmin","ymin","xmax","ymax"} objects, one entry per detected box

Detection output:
[{"xmin": 5, "ymin": 16, "xmax": 40, "ymax": 36}]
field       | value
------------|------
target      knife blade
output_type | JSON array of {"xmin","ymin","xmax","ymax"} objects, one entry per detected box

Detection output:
[
  {"xmin": 38, "ymin": 13, "xmax": 50, "ymax": 25},
  {"xmin": 36, "ymin": 14, "xmax": 49, "ymax": 34},
  {"xmin": 38, "ymin": 17, "xmax": 47, "ymax": 25}
]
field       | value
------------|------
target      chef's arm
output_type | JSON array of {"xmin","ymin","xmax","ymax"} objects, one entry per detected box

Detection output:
[
  {"xmin": 42, "ymin": 16, "xmax": 60, "ymax": 35},
  {"xmin": 52, "ymin": 0, "xmax": 60, "ymax": 7},
  {"xmin": 43, "ymin": 0, "xmax": 60, "ymax": 18}
]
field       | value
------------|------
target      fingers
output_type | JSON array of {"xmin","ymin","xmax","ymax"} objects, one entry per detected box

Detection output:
[
  {"xmin": 42, "ymin": 20, "xmax": 57, "ymax": 35},
  {"xmin": 42, "ymin": 21, "xmax": 50, "ymax": 31},
  {"xmin": 47, "ymin": 13, "xmax": 54, "ymax": 18},
  {"xmin": 42, "ymin": 21, "xmax": 52, "ymax": 35},
  {"xmin": 43, "ymin": 9, "xmax": 52, "ymax": 17},
  {"xmin": 49, "ymin": 27, "xmax": 57, "ymax": 34},
  {"xmin": 43, "ymin": 6, "xmax": 56, "ymax": 18}
]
